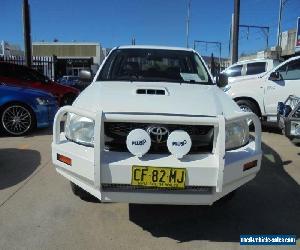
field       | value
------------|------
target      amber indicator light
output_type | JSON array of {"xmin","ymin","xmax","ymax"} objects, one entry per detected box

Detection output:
[
  {"xmin": 243, "ymin": 160, "xmax": 257, "ymax": 171},
  {"xmin": 57, "ymin": 154, "xmax": 72, "ymax": 166}
]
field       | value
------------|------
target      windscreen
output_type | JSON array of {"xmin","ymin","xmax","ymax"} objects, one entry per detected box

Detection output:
[
  {"xmin": 27, "ymin": 68, "xmax": 49, "ymax": 82},
  {"xmin": 97, "ymin": 49, "xmax": 212, "ymax": 84}
]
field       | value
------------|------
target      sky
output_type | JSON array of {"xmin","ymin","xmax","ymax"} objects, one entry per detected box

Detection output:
[{"xmin": 1, "ymin": 0, "xmax": 299, "ymax": 58}]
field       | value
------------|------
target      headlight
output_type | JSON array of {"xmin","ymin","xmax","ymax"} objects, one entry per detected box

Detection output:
[
  {"xmin": 225, "ymin": 120, "xmax": 249, "ymax": 150},
  {"xmin": 223, "ymin": 85, "xmax": 231, "ymax": 92},
  {"xmin": 36, "ymin": 97, "xmax": 51, "ymax": 105},
  {"xmin": 65, "ymin": 113, "xmax": 95, "ymax": 147}
]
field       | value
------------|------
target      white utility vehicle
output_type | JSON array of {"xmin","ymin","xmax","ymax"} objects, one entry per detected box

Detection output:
[
  {"xmin": 52, "ymin": 46, "xmax": 262, "ymax": 205},
  {"xmin": 225, "ymin": 55, "xmax": 300, "ymax": 123},
  {"xmin": 223, "ymin": 58, "xmax": 281, "ymax": 84}
]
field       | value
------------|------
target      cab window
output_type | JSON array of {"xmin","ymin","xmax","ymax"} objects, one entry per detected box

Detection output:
[
  {"xmin": 225, "ymin": 65, "xmax": 243, "ymax": 77},
  {"xmin": 277, "ymin": 59, "xmax": 300, "ymax": 80},
  {"xmin": 98, "ymin": 49, "xmax": 212, "ymax": 84},
  {"xmin": 246, "ymin": 62, "xmax": 266, "ymax": 75}
]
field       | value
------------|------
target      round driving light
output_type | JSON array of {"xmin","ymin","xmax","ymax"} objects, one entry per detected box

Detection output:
[
  {"xmin": 126, "ymin": 129, "xmax": 151, "ymax": 157},
  {"xmin": 167, "ymin": 130, "xmax": 192, "ymax": 159},
  {"xmin": 295, "ymin": 125, "xmax": 300, "ymax": 135}
]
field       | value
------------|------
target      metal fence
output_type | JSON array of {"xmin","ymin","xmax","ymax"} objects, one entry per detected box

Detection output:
[{"xmin": 0, "ymin": 55, "xmax": 56, "ymax": 80}]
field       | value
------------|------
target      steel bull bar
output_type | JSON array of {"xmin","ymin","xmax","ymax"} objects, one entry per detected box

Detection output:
[{"xmin": 52, "ymin": 106, "xmax": 261, "ymax": 201}]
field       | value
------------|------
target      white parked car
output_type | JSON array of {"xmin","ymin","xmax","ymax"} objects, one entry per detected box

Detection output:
[
  {"xmin": 223, "ymin": 58, "xmax": 282, "ymax": 84},
  {"xmin": 52, "ymin": 45, "xmax": 262, "ymax": 205},
  {"xmin": 225, "ymin": 55, "xmax": 300, "ymax": 123}
]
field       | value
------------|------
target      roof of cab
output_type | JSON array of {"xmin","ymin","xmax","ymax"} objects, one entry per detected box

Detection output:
[{"xmin": 117, "ymin": 45, "xmax": 195, "ymax": 52}]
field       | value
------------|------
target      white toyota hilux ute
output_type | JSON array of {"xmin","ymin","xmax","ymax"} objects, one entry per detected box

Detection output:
[
  {"xmin": 52, "ymin": 45, "xmax": 262, "ymax": 205},
  {"xmin": 225, "ymin": 55, "xmax": 300, "ymax": 123}
]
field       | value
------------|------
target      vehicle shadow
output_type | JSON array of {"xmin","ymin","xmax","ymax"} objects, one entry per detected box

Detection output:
[
  {"xmin": 0, "ymin": 127, "xmax": 53, "ymax": 138},
  {"xmin": 25, "ymin": 127, "xmax": 53, "ymax": 137},
  {"xmin": 24, "ymin": 121, "xmax": 65, "ymax": 137},
  {"xmin": 128, "ymin": 142, "xmax": 300, "ymax": 242},
  {"xmin": 261, "ymin": 123, "xmax": 282, "ymax": 134},
  {"xmin": 0, "ymin": 148, "xmax": 41, "ymax": 189}
]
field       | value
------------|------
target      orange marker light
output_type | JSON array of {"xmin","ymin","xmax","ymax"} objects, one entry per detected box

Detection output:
[
  {"xmin": 57, "ymin": 154, "xmax": 72, "ymax": 166},
  {"xmin": 243, "ymin": 160, "xmax": 257, "ymax": 171}
]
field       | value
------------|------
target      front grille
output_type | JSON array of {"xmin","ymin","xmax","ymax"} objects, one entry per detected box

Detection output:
[
  {"xmin": 101, "ymin": 183, "xmax": 213, "ymax": 194},
  {"xmin": 104, "ymin": 122, "xmax": 214, "ymax": 154}
]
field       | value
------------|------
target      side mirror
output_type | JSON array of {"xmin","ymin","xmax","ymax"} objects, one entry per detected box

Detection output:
[
  {"xmin": 79, "ymin": 70, "xmax": 92, "ymax": 81},
  {"xmin": 216, "ymin": 73, "xmax": 228, "ymax": 88},
  {"xmin": 269, "ymin": 71, "xmax": 282, "ymax": 81}
]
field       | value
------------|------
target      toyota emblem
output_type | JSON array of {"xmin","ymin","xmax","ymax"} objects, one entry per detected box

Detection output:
[{"xmin": 147, "ymin": 126, "xmax": 169, "ymax": 143}]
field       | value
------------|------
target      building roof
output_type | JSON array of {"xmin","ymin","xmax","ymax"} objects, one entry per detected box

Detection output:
[{"xmin": 33, "ymin": 42, "xmax": 100, "ymax": 46}]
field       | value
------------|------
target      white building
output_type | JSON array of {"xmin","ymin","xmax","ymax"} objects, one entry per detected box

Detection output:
[{"xmin": 0, "ymin": 41, "xmax": 24, "ymax": 56}]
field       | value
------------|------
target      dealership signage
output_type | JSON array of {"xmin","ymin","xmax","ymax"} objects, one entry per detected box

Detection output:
[{"xmin": 296, "ymin": 17, "xmax": 300, "ymax": 53}]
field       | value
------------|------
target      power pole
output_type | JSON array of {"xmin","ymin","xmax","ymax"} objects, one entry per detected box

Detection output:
[
  {"xmin": 229, "ymin": 14, "xmax": 234, "ymax": 61},
  {"xmin": 186, "ymin": 0, "xmax": 191, "ymax": 48},
  {"xmin": 231, "ymin": 0, "xmax": 240, "ymax": 64},
  {"xmin": 228, "ymin": 15, "xmax": 232, "ymax": 58},
  {"xmin": 276, "ymin": 0, "xmax": 285, "ymax": 47},
  {"xmin": 131, "ymin": 37, "xmax": 136, "ymax": 45},
  {"xmin": 23, "ymin": 0, "xmax": 32, "ymax": 67}
]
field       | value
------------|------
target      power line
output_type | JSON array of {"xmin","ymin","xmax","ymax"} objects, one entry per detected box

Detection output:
[
  {"xmin": 194, "ymin": 40, "xmax": 222, "ymax": 64},
  {"xmin": 239, "ymin": 24, "xmax": 270, "ymax": 48}
]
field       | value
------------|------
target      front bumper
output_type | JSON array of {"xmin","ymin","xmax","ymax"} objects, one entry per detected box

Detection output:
[
  {"xmin": 278, "ymin": 117, "xmax": 300, "ymax": 139},
  {"xmin": 52, "ymin": 107, "xmax": 262, "ymax": 205},
  {"xmin": 277, "ymin": 95, "xmax": 300, "ymax": 139},
  {"xmin": 36, "ymin": 103, "xmax": 58, "ymax": 128}
]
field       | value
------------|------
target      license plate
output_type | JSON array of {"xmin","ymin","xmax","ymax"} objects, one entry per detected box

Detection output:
[{"xmin": 131, "ymin": 166, "xmax": 186, "ymax": 189}]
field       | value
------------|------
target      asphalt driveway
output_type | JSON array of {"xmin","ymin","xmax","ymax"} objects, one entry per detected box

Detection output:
[{"xmin": 0, "ymin": 127, "xmax": 299, "ymax": 250}]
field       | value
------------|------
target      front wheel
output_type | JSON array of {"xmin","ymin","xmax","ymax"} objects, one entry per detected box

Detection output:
[
  {"xmin": 236, "ymin": 99, "xmax": 259, "ymax": 117},
  {"xmin": 0, "ymin": 103, "xmax": 35, "ymax": 136}
]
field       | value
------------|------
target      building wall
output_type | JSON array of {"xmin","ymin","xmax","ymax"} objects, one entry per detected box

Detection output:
[
  {"xmin": 281, "ymin": 29, "xmax": 296, "ymax": 56},
  {"xmin": 32, "ymin": 42, "xmax": 101, "ymax": 64},
  {"xmin": 33, "ymin": 45, "xmax": 96, "ymax": 57}
]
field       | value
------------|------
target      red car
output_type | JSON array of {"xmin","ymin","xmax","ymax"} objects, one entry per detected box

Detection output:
[{"xmin": 0, "ymin": 62, "xmax": 80, "ymax": 106}]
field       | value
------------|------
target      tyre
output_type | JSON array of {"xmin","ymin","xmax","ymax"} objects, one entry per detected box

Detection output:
[
  {"xmin": 236, "ymin": 99, "xmax": 260, "ymax": 117},
  {"xmin": 0, "ymin": 103, "xmax": 35, "ymax": 136},
  {"xmin": 61, "ymin": 93, "xmax": 77, "ymax": 106},
  {"xmin": 70, "ymin": 182, "xmax": 98, "ymax": 201}
]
